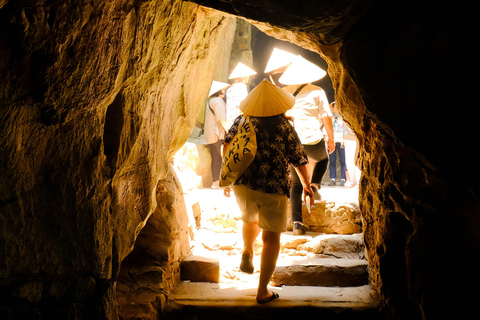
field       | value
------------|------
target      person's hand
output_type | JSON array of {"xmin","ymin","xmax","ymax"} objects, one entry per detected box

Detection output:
[
  {"xmin": 303, "ymin": 184, "xmax": 314, "ymax": 204},
  {"xmin": 327, "ymin": 139, "xmax": 335, "ymax": 154},
  {"xmin": 224, "ymin": 187, "xmax": 232, "ymax": 197}
]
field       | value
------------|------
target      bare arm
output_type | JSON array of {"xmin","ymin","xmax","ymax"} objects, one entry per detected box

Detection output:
[
  {"xmin": 322, "ymin": 116, "xmax": 335, "ymax": 154},
  {"xmin": 315, "ymin": 93, "xmax": 335, "ymax": 154},
  {"xmin": 294, "ymin": 164, "xmax": 314, "ymax": 205}
]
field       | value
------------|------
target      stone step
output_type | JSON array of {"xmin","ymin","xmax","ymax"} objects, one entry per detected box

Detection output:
[
  {"xmin": 181, "ymin": 233, "xmax": 368, "ymax": 287},
  {"xmin": 181, "ymin": 255, "xmax": 220, "ymax": 283},
  {"xmin": 164, "ymin": 282, "xmax": 381, "ymax": 320},
  {"xmin": 272, "ymin": 257, "xmax": 369, "ymax": 287},
  {"xmin": 181, "ymin": 255, "xmax": 369, "ymax": 289}
]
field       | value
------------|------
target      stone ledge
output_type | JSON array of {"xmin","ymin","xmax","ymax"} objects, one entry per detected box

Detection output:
[
  {"xmin": 280, "ymin": 232, "xmax": 365, "ymax": 259},
  {"xmin": 168, "ymin": 282, "xmax": 379, "ymax": 309},
  {"xmin": 180, "ymin": 255, "xmax": 220, "ymax": 283},
  {"xmin": 272, "ymin": 258, "xmax": 369, "ymax": 287}
]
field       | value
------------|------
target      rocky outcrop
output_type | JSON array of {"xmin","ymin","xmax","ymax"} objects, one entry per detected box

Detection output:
[
  {"xmin": 116, "ymin": 164, "xmax": 191, "ymax": 319},
  {"xmin": 271, "ymin": 258, "xmax": 369, "ymax": 287},
  {"xmin": 180, "ymin": 256, "xmax": 220, "ymax": 283},
  {"xmin": 287, "ymin": 201, "xmax": 362, "ymax": 234},
  {"xmin": 0, "ymin": 0, "xmax": 236, "ymax": 318}
]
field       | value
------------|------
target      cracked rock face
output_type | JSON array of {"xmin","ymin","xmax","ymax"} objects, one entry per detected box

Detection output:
[
  {"xmin": 185, "ymin": 1, "xmax": 478, "ymax": 319},
  {"xmin": 0, "ymin": 0, "xmax": 478, "ymax": 320},
  {"xmin": 1, "ymin": 0, "xmax": 235, "ymax": 318}
]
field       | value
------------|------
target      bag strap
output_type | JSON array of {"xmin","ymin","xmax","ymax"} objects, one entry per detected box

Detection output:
[
  {"xmin": 293, "ymin": 84, "xmax": 307, "ymax": 97},
  {"xmin": 207, "ymin": 102, "xmax": 216, "ymax": 116}
]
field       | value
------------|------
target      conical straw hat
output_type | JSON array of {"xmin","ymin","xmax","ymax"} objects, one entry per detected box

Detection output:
[
  {"xmin": 228, "ymin": 62, "xmax": 257, "ymax": 79},
  {"xmin": 208, "ymin": 80, "xmax": 230, "ymax": 96},
  {"xmin": 239, "ymin": 80, "xmax": 295, "ymax": 117},
  {"xmin": 278, "ymin": 55, "xmax": 327, "ymax": 85},
  {"xmin": 264, "ymin": 48, "xmax": 297, "ymax": 73}
]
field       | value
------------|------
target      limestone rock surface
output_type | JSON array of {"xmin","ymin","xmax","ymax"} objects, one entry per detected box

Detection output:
[
  {"xmin": 0, "ymin": 0, "xmax": 236, "ymax": 319},
  {"xmin": 272, "ymin": 258, "xmax": 369, "ymax": 287},
  {"xmin": 181, "ymin": 255, "xmax": 220, "ymax": 283},
  {"xmin": 292, "ymin": 201, "xmax": 362, "ymax": 234}
]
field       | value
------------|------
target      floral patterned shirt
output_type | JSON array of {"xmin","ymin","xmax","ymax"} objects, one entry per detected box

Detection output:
[{"xmin": 225, "ymin": 114, "xmax": 308, "ymax": 197}]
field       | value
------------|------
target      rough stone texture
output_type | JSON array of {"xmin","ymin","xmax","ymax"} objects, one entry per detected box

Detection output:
[
  {"xmin": 287, "ymin": 201, "xmax": 362, "ymax": 234},
  {"xmin": 0, "ymin": 0, "xmax": 236, "ymax": 319},
  {"xmin": 180, "ymin": 255, "xmax": 220, "ymax": 283},
  {"xmin": 272, "ymin": 258, "xmax": 369, "ymax": 287},
  {"xmin": 184, "ymin": 1, "xmax": 479, "ymax": 319},
  {"xmin": 1, "ymin": 1, "xmax": 479, "ymax": 320},
  {"xmin": 116, "ymin": 164, "xmax": 191, "ymax": 319},
  {"xmin": 168, "ymin": 283, "xmax": 380, "ymax": 319},
  {"xmin": 298, "ymin": 233, "xmax": 364, "ymax": 259},
  {"xmin": 228, "ymin": 18, "xmax": 253, "ymax": 76}
]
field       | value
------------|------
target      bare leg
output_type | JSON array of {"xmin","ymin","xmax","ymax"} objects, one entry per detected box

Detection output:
[
  {"xmin": 240, "ymin": 221, "xmax": 261, "ymax": 273},
  {"xmin": 256, "ymin": 230, "xmax": 281, "ymax": 302},
  {"xmin": 242, "ymin": 221, "xmax": 261, "ymax": 257}
]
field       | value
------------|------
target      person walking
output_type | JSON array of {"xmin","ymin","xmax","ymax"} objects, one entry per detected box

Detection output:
[
  {"xmin": 223, "ymin": 80, "xmax": 313, "ymax": 304},
  {"xmin": 204, "ymin": 80, "xmax": 229, "ymax": 188},
  {"xmin": 225, "ymin": 62, "xmax": 256, "ymax": 130},
  {"xmin": 343, "ymin": 123, "xmax": 361, "ymax": 188},
  {"xmin": 278, "ymin": 55, "xmax": 335, "ymax": 235},
  {"xmin": 327, "ymin": 101, "xmax": 347, "ymax": 186},
  {"xmin": 263, "ymin": 47, "xmax": 297, "ymax": 85}
]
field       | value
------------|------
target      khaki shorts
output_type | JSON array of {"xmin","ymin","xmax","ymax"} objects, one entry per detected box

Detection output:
[{"xmin": 233, "ymin": 185, "xmax": 288, "ymax": 233}]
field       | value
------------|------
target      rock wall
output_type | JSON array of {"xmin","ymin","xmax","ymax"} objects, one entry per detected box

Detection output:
[
  {"xmin": 0, "ymin": 0, "xmax": 236, "ymax": 318},
  {"xmin": 1, "ymin": 0, "xmax": 479, "ymax": 320},
  {"xmin": 116, "ymin": 165, "xmax": 190, "ymax": 319},
  {"xmin": 184, "ymin": 1, "xmax": 479, "ymax": 319}
]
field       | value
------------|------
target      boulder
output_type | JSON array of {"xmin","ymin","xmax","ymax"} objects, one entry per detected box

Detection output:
[
  {"xmin": 298, "ymin": 233, "xmax": 365, "ymax": 259},
  {"xmin": 272, "ymin": 258, "xmax": 369, "ymax": 287},
  {"xmin": 288, "ymin": 201, "xmax": 362, "ymax": 234},
  {"xmin": 181, "ymin": 256, "xmax": 220, "ymax": 283}
]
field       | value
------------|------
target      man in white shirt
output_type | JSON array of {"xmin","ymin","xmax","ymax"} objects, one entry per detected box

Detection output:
[{"xmin": 279, "ymin": 55, "xmax": 335, "ymax": 235}]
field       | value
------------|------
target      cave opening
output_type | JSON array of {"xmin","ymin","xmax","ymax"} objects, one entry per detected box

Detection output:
[
  {"xmin": 115, "ymin": 15, "xmax": 372, "ymax": 318},
  {"xmin": 1, "ymin": 1, "xmax": 476, "ymax": 319},
  {"xmin": 165, "ymin": 19, "xmax": 370, "ymax": 312}
]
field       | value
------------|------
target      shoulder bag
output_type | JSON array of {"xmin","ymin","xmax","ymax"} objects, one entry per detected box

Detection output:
[{"xmin": 219, "ymin": 116, "xmax": 257, "ymax": 187}]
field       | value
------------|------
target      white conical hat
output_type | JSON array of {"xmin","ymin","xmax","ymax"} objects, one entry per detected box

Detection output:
[
  {"xmin": 239, "ymin": 80, "xmax": 295, "ymax": 117},
  {"xmin": 208, "ymin": 80, "xmax": 230, "ymax": 96},
  {"xmin": 264, "ymin": 48, "xmax": 297, "ymax": 73},
  {"xmin": 278, "ymin": 55, "xmax": 327, "ymax": 85},
  {"xmin": 228, "ymin": 62, "xmax": 257, "ymax": 79}
]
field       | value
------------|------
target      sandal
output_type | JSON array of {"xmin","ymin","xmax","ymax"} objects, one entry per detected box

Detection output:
[
  {"xmin": 239, "ymin": 254, "xmax": 254, "ymax": 273},
  {"xmin": 257, "ymin": 291, "xmax": 279, "ymax": 304}
]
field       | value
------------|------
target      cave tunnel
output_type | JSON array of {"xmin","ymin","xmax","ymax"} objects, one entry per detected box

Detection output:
[{"xmin": 0, "ymin": 1, "xmax": 478, "ymax": 320}]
